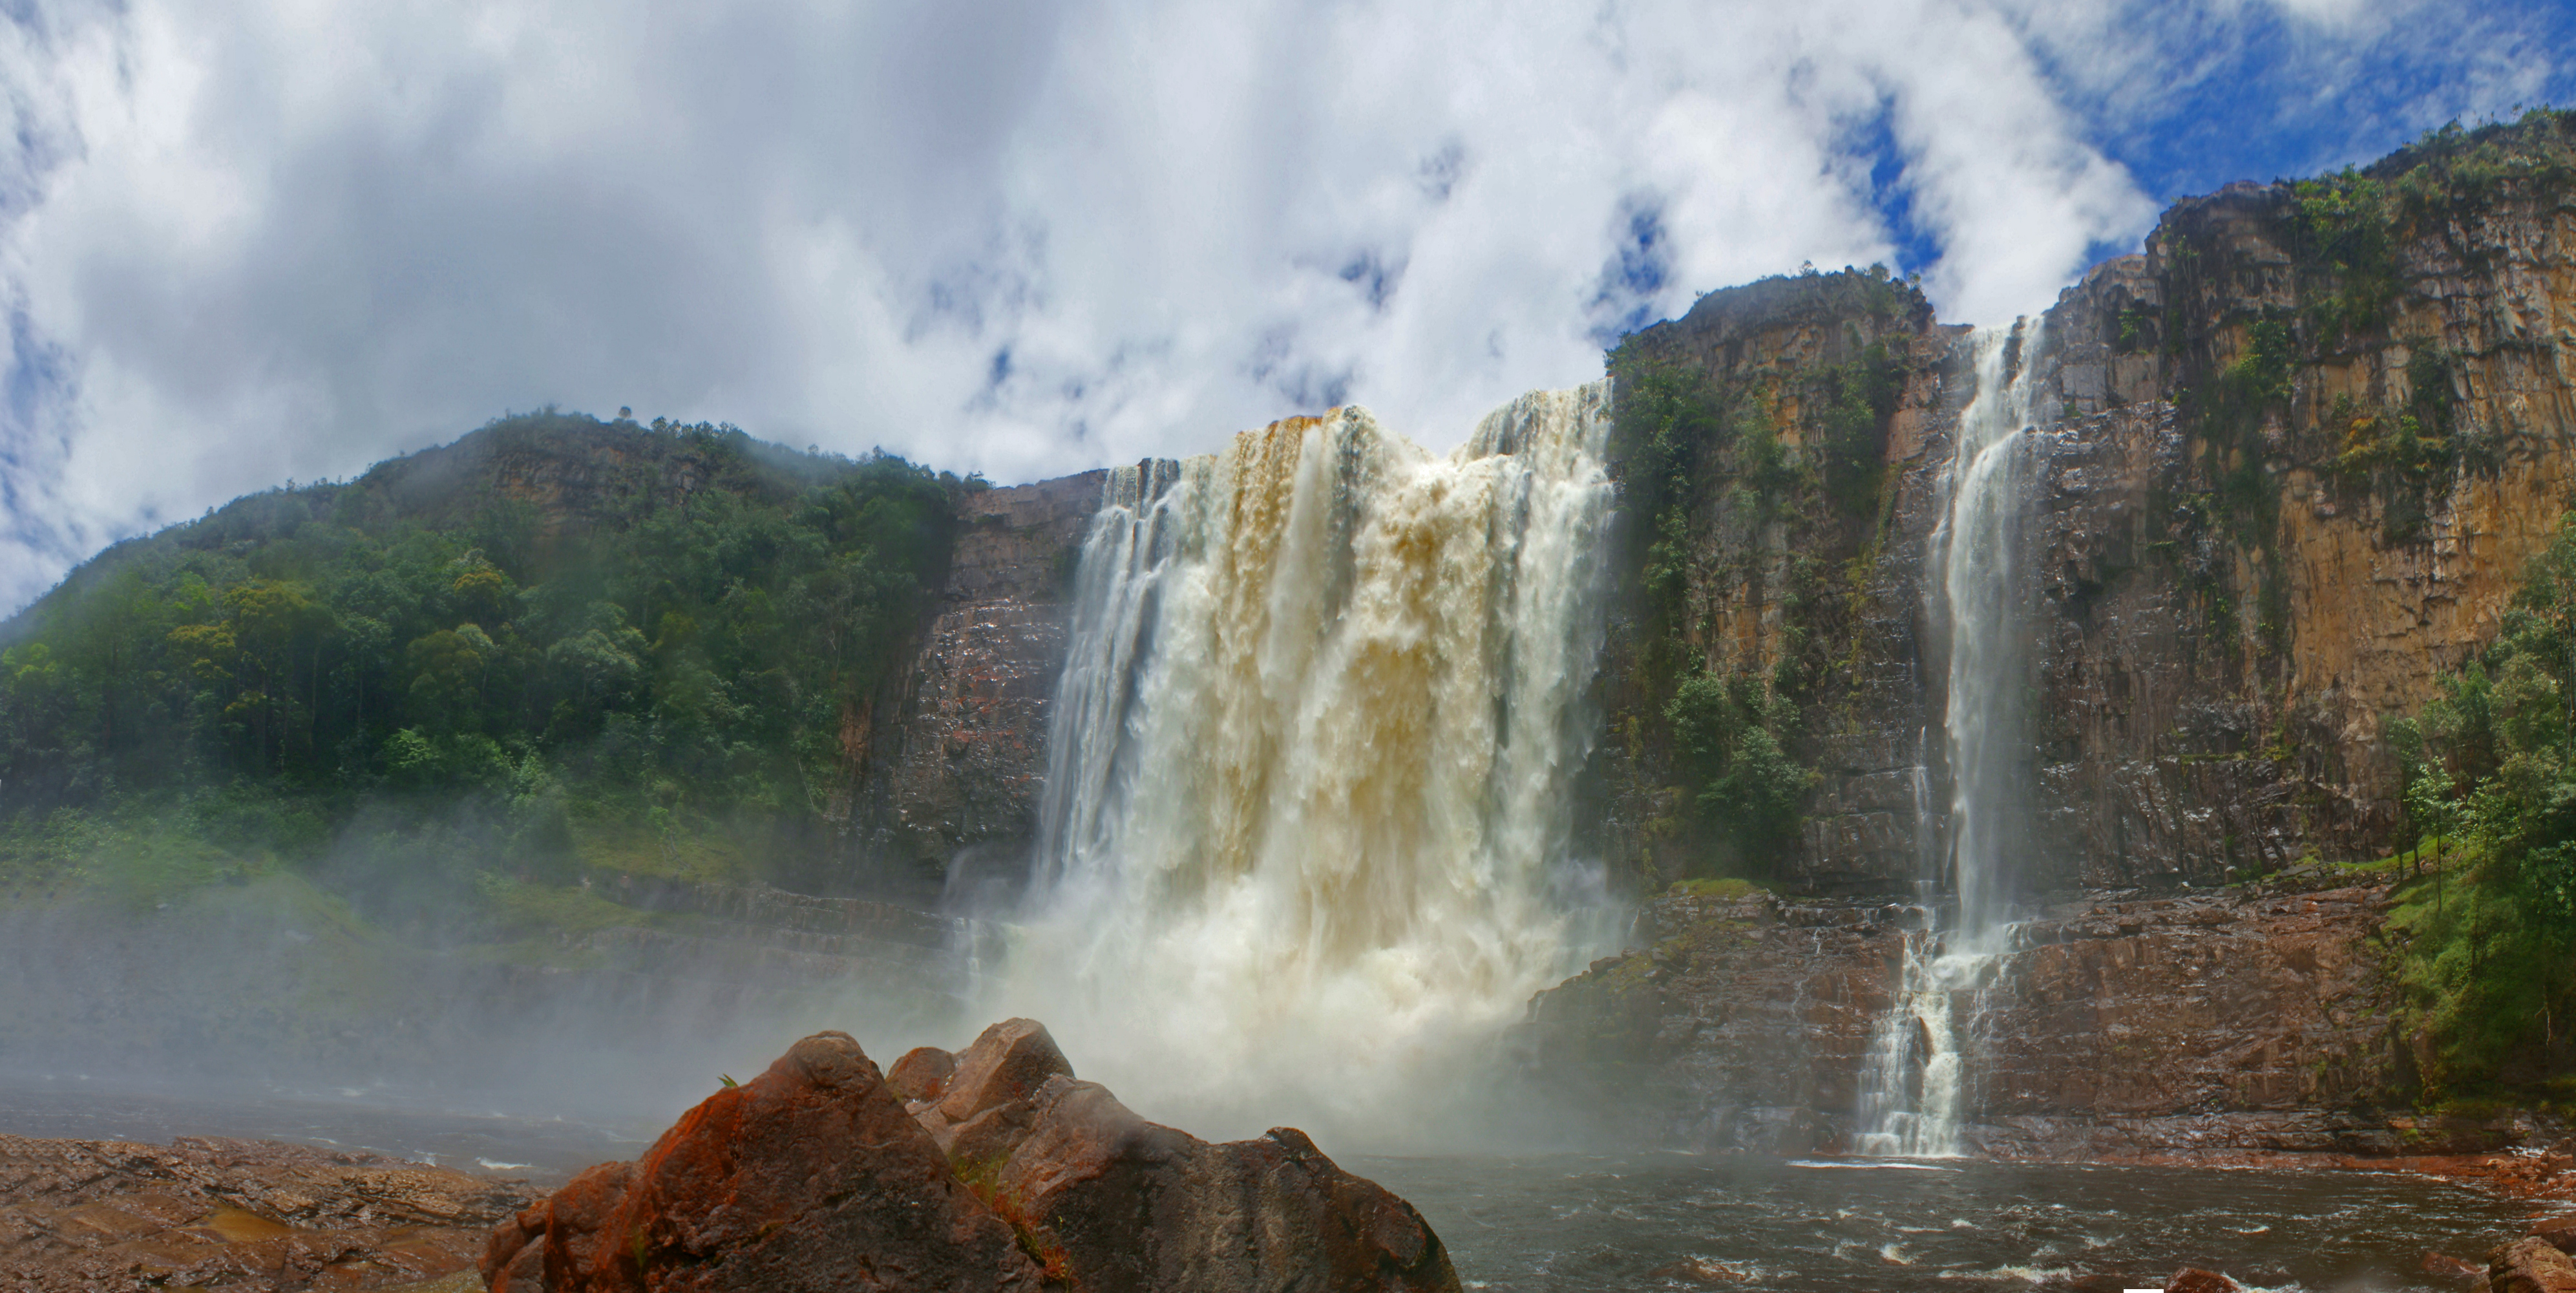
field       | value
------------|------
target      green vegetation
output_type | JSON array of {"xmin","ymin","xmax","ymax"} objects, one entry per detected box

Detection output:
[
  {"xmin": 2378, "ymin": 514, "xmax": 2576, "ymax": 1103},
  {"xmin": 1663, "ymin": 669, "xmax": 1816, "ymax": 878},
  {"xmin": 0, "ymin": 411, "xmax": 966, "ymax": 927},
  {"xmin": 1603, "ymin": 273, "xmax": 1919, "ymax": 883}
]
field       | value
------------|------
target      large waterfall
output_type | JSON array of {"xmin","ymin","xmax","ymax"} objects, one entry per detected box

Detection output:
[
  {"xmin": 1857, "ymin": 321, "xmax": 2045, "ymax": 1157},
  {"xmin": 989, "ymin": 388, "xmax": 1619, "ymax": 1140}
]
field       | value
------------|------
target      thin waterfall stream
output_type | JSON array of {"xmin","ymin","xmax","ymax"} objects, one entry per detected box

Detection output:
[{"xmin": 1858, "ymin": 321, "xmax": 2047, "ymax": 1157}]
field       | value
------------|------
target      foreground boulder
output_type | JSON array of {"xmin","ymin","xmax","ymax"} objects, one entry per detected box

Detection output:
[
  {"xmin": 486, "ymin": 1020, "xmax": 1462, "ymax": 1292},
  {"xmin": 483, "ymin": 1031, "xmax": 1042, "ymax": 1291},
  {"xmin": 2491, "ymin": 1235, "xmax": 2576, "ymax": 1293}
]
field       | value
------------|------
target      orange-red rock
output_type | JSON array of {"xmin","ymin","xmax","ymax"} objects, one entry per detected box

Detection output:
[
  {"xmin": 889, "ymin": 1045, "xmax": 958, "ymax": 1102},
  {"xmin": 489, "ymin": 1021, "xmax": 1463, "ymax": 1292},
  {"xmin": 2492, "ymin": 1236, "xmax": 2576, "ymax": 1293},
  {"xmin": 483, "ymin": 1030, "xmax": 1040, "ymax": 1292}
]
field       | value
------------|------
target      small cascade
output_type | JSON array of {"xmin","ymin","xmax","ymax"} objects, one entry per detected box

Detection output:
[
  {"xmin": 1857, "ymin": 321, "xmax": 2047, "ymax": 1156},
  {"xmin": 991, "ymin": 387, "xmax": 1620, "ymax": 1137}
]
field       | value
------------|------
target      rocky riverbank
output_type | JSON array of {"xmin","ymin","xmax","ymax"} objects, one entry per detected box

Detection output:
[{"xmin": 0, "ymin": 1132, "xmax": 533, "ymax": 1292}]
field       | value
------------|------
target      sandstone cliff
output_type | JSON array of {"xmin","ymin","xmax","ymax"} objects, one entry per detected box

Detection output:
[{"xmin": 1590, "ymin": 112, "xmax": 2576, "ymax": 899}]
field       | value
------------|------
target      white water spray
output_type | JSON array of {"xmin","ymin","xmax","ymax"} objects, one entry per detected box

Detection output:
[
  {"xmin": 994, "ymin": 389, "xmax": 1618, "ymax": 1141},
  {"xmin": 1858, "ymin": 321, "xmax": 2046, "ymax": 1157}
]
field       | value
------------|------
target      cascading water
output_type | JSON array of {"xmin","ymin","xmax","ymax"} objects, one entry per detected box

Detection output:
[
  {"xmin": 1857, "ymin": 321, "xmax": 2047, "ymax": 1157},
  {"xmin": 991, "ymin": 387, "xmax": 1618, "ymax": 1142}
]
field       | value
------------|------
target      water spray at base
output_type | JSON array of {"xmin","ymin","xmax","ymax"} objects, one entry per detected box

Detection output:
[{"xmin": 975, "ymin": 388, "xmax": 1621, "ymax": 1143}]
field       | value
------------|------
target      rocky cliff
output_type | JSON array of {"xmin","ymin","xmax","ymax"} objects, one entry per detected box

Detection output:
[
  {"xmin": 1589, "ymin": 111, "xmax": 2576, "ymax": 901},
  {"xmin": 851, "ymin": 473, "xmax": 1103, "ymax": 899},
  {"xmin": 1519, "ymin": 870, "xmax": 2534, "ymax": 1157}
]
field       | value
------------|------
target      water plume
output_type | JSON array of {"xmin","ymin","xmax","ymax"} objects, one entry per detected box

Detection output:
[{"xmin": 989, "ymin": 388, "xmax": 1620, "ymax": 1144}]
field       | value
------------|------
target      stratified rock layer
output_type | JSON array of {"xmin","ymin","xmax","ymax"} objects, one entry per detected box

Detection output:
[{"xmin": 1524, "ymin": 873, "xmax": 2467, "ymax": 1154}]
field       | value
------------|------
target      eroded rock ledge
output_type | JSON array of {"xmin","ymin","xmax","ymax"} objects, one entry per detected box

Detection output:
[
  {"xmin": 1522, "ymin": 871, "xmax": 2571, "ymax": 1162},
  {"xmin": 0, "ymin": 1133, "xmax": 531, "ymax": 1292},
  {"xmin": 485, "ymin": 1020, "xmax": 1461, "ymax": 1293}
]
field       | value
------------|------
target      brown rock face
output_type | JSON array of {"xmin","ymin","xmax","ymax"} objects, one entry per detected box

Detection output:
[
  {"xmin": 856, "ymin": 473, "xmax": 1105, "ymax": 893},
  {"xmin": 1587, "ymin": 119, "xmax": 2576, "ymax": 896},
  {"xmin": 483, "ymin": 1029, "xmax": 1041, "ymax": 1292},
  {"xmin": 912, "ymin": 1016, "xmax": 1461, "ymax": 1293},
  {"xmin": 2491, "ymin": 1236, "xmax": 2576, "ymax": 1293},
  {"xmin": 891, "ymin": 1045, "xmax": 960, "ymax": 1103},
  {"xmin": 1525, "ymin": 877, "xmax": 2433, "ymax": 1153},
  {"xmin": 0, "ymin": 1133, "xmax": 531, "ymax": 1292},
  {"xmin": 937, "ymin": 1076, "xmax": 1460, "ymax": 1293},
  {"xmin": 2166, "ymin": 1269, "xmax": 2246, "ymax": 1293},
  {"xmin": 490, "ymin": 1023, "xmax": 1462, "ymax": 1293}
]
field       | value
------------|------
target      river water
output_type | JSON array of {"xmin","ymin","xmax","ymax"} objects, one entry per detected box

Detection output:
[{"xmin": 0, "ymin": 1075, "xmax": 2542, "ymax": 1292}]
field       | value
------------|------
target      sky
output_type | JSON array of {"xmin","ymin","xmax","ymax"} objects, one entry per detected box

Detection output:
[{"xmin": 0, "ymin": 0, "xmax": 2568, "ymax": 614}]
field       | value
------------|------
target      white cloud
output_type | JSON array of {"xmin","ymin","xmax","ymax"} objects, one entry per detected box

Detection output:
[{"xmin": 0, "ymin": 0, "xmax": 2555, "ymax": 610}]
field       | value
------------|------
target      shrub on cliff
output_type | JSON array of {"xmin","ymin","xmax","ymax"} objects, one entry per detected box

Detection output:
[{"xmin": 2387, "ymin": 511, "xmax": 2576, "ymax": 1101}]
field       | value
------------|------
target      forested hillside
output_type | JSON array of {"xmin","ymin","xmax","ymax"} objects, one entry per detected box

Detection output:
[{"xmin": 0, "ymin": 412, "xmax": 969, "ymax": 928}]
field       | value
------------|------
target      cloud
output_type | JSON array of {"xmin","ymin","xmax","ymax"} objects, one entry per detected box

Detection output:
[{"xmin": 0, "ymin": 0, "xmax": 2565, "ymax": 612}]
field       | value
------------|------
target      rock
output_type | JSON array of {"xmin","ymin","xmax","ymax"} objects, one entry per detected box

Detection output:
[
  {"xmin": 2427, "ymin": 1249, "xmax": 2492, "ymax": 1283},
  {"xmin": 938, "ymin": 1017, "xmax": 1075, "ymax": 1122},
  {"xmin": 929, "ymin": 1071, "xmax": 1461, "ymax": 1293},
  {"xmin": 2535, "ymin": 1215, "xmax": 2576, "ymax": 1252},
  {"xmin": 491, "ymin": 1020, "xmax": 1462, "ymax": 1293},
  {"xmin": 483, "ymin": 1029, "xmax": 1041, "ymax": 1292},
  {"xmin": 1646, "ymin": 1255, "xmax": 1748, "ymax": 1283},
  {"xmin": 2166, "ymin": 1269, "xmax": 2245, "ymax": 1293},
  {"xmin": 2491, "ymin": 1236, "xmax": 2576, "ymax": 1293},
  {"xmin": 890, "ymin": 1045, "xmax": 958, "ymax": 1102},
  {"xmin": 0, "ymin": 1132, "xmax": 531, "ymax": 1293}
]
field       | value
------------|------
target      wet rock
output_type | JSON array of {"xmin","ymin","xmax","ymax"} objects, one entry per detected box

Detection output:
[
  {"xmin": 483, "ymin": 1029, "xmax": 1041, "ymax": 1292},
  {"xmin": 889, "ymin": 1044, "xmax": 957, "ymax": 1102},
  {"xmin": 0, "ymin": 1132, "xmax": 531, "ymax": 1292},
  {"xmin": 2166, "ymin": 1268, "xmax": 2245, "ymax": 1293},
  {"xmin": 935, "ymin": 1073, "xmax": 1461, "ymax": 1293},
  {"xmin": 1646, "ymin": 1255, "xmax": 1748, "ymax": 1283},
  {"xmin": 2491, "ymin": 1236, "xmax": 2576, "ymax": 1293},
  {"xmin": 2534, "ymin": 1215, "xmax": 2576, "ymax": 1252},
  {"xmin": 938, "ymin": 1018, "xmax": 1074, "ymax": 1122},
  {"xmin": 2424, "ymin": 1249, "xmax": 2489, "ymax": 1285},
  {"xmin": 491, "ymin": 1021, "xmax": 1461, "ymax": 1292}
]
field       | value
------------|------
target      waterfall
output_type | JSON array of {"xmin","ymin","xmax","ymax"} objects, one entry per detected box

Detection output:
[
  {"xmin": 993, "ymin": 387, "xmax": 1618, "ymax": 1139},
  {"xmin": 1857, "ymin": 321, "xmax": 2045, "ymax": 1157}
]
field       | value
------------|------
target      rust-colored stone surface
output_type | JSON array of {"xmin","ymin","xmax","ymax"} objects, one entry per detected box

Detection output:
[
  {"xmin": 0, "ymin": 1132, "xmax": 531, "ymax": 1292},
  {"xmin": 493, "ymin": 1023, "xmax": 1462, "ymax": 1293},
  {"xmin": 484, "ymin": 1030, "xmax": 1039, "ymax": 1292},
  {"xmin": 909, "ymin": 1015, "xmax": 1460, "ymax": 1291},
  {"xmin": 2491, "ymin": 1235, "xmax": 2576, "ymax": 1293},
  {"xmin": 889, "ymin": 1045, "xmax": 958, "ymax": 1103}
]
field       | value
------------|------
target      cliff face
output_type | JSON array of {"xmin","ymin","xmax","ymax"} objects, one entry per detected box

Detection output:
[
  {"xmin": 1592, "ymin": 118, "xmax": 2576, "ymax": 899},
  {"xmin": 852, "ymin": 473, "xmax": 1103, "ymax": 898},
  {"xmin": 2016, "ymin": 160, "xmax": 2576, "ymax": 886},
  {"xmin": 1523, "ymin": 873, "xmax": 2427, "ymax": 1155}
]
